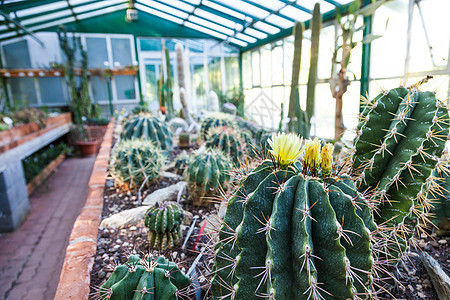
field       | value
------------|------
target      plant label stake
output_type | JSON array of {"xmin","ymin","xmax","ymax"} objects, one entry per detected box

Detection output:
[{"xmin": 182, "ymin": 215, "xmax": 198, "ymax": 250}]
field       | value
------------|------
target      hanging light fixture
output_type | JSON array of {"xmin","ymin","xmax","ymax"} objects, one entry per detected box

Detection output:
[{"xmin": 126, "ymin": 0, "xmax": 138, "ymax": 22}]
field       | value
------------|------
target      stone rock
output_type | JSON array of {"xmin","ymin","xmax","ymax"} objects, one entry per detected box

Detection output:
[
  {"xmin": 183, "ymin": 210, "xmax": 193, "ymax": 225},
  {"xmin": 100, "ymin": 206, "xmax": 148, "ymax": 229},
  {"xmin": 438, "ymin": 239, "xmax": 447, "ymax": 244},
  {"xmin": 162, "ymin": 172, "xmax": 183, "ymax": 181},
  {"xmin": 142, "ymin": 181, "xmax": 187, "ymax": 206}
]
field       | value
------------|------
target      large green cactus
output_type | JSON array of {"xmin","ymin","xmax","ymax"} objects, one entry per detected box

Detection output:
[
  {"xmin": 110, "ymin": 139, "xmax": 165, "ymax": 190},
  {"xmin": 98, "ymin": 254, "xmax": 190, "ymax": 299},
  {"xmin": 121, "ymin": 114, "xmax": 173, "ymax": 151},
  {"xmin": 212, "ymin": 134, "xmax": 376, "ymax": 299},
  {"xmin": 200, "ymin": 113, "xmax": 237, "ymax": 139},
  {"xmin": 145, "ymin": 202, "xmax": 183, "ymax": 250},
  {"xmin": 428, "ymin": 165, "xmax": 450, "ymax": 233},
  {"xmin": 205, "ymin": 127, "xmax": 244, "ymax": 165},
  {"xmin": 352, "ymin": 87, "xmax": 449, "ymax": 234},
  {"xmin": 186, "ymin": 148, "xmax": 233, "ymax": 206}
]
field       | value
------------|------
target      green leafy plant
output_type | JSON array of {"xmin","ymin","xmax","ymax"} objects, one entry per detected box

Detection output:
[
  {"xmin": 145, "ymin": 202, "xmax": 184, "ymax": 250},
  {"xmin": 12, "ymin": 107, "xmax": 48, "ymax": 128}
]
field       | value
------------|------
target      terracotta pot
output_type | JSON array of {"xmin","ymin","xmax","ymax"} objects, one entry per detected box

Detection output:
[{"xmin": 77, "ymin": 140, "xmax": 98, "ymax": 157}]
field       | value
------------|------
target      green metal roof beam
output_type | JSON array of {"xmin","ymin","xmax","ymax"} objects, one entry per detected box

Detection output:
[
  {"xmin": 65, "ymin": 0, "xmax": 80, "ymax": 22},
  {"xmin": 240, "ymin": 1, "xmax": 355, "ymax": 52},
  {"xmin": 278, "ymin": 0, "xmax": 313, "ymax": 14},
  {"xmin": 0, "ymin": 9, "xmax": 44, "ymax": 45},
  {"xmin": 1, "ymin": 0, "xmax": 57, "ymax": 13}
]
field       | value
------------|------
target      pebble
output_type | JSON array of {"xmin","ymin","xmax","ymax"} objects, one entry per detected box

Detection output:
[
  {"xmin": 407, "ymin": 285, "xmax": 414, "ymax": 293},
  {"xmin": 129, "ymin": 226, "xmax": 137, "ymax": 231},
  {"xmin": 98, "ymin": 271, "xmax": 106, "ymax": 279},
  {"xmin": 98, "ymin": 249, "xmax": 105, "ymax": 255},
  {"xmin": 430, "ymin": 241, "xmax": 439, "ymax": 247},
  {"xmin": 418, "ymin": 241, "xmax": 427, "ymax": 248},
  {"xmin": 416, "ymin": 284, "xmax": 422, "ymax": 290},
  {"xmin": 417, "ymin": 292, "xmax": 426, "ymax": 298},
  {"xmin": 438, "ymin": 239, "xmax": 447, "ymax": 244},
  {"xmin": 420, "ymin": 233, "xmax": 427, "ymax": 239},
  {"xmin": 102, "ymin": 254, "xmax": 109, "ymax": 260}
]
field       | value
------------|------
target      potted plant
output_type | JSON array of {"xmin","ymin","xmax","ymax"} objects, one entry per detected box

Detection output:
[{"xmin": 58, "ymin": 26, "xmax": 98, "ymax": 156}]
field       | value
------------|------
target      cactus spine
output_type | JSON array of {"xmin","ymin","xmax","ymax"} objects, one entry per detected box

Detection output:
[
  {"xmin": 353, "ymin": 86, "xmax": 450, "ymax": 254},
  {"xmin": 186, "ymin": 148, "xmax": 232, "ymax": 206},
  {"xmin": 121, "ymin": 114, "xmax": 173, "ymax": 151},
  {"xmin": 205, "ymin": 127, "xmax": 244, "ymax": 165},
  {"xmin": 306, "ymin": 3, "xmax": 321, "ymax": 129},
  {"xmin": 211, "ymin": 134, "xmax": 376, "ymax": 299},
  {"xmin": 110, "ymin": 139, "xmax": 165, "ymax": 190},
  {"xmin": 145, "ymin": 202, "xmax": 184, "ymax": 250},
  {"xmin": 98, "ymin": 254, "xmax": 190, "ymax": 299}
]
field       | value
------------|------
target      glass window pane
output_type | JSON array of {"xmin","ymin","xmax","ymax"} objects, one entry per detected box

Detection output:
[
  {"xmin": 3, "ymin": 40, "xmax": 31, "ymax": 68},
  {"xmin": 261, "ymin": 45, "xmax": 272, "ymax": 87},
  {"xmin": 144, "ymin": 64, "xmax": 157, "ymax": 101},
  {"xmin": 224, "ymin": 56, "xmax": 239, "ymax": 91},
  {"xmin": 251, "ymin": 51, "xmax": 261, "ymax": 86},
  {"xmin": 115, "ymin": 75, "xmax": 136, "ymax": 100},
  {"xmin": 243, "ymin": 51, "xmax": 252, "ymax": 89},
  {"xmin": 86, "ymin": 37, "xmax": 109, "ymax": 68},
  {"xmin": 272, "ymin": 45, "xmax": 284, "ymax": 86},
  {"xmin": 140, "ymin": 38, "xmax": 162, "ymax": 51},
  {"xmin": 10, "ymin": 78, "xmax": 38, "ymax": 106},
  {"xmin": 284, "ymin": 36, "xmax": 294, "ymax": 86},
  {"xmin": 313, "ymin": 83, "xmax": 334, "ymax": 139},
  {"xmin": 317, "ymin": 24, "xmax": 334, "ymax": 79},
  {"xmin": 38, "ymin": 77, "xmax": 68, "ymax": 104},
  {"xmin": 91, "ymin": 76, "xmax": 109, "ymax": 102},
  {"xmin": 111, "ymin": 38, "xmax": 132, "ymax": 67}
]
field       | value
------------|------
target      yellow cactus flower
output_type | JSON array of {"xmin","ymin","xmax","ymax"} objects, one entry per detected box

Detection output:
[
  {"xmin": 320, "ymin": 143, "xmax": 334, "ymax": 177},
  {"xmin": 304, "ymin": 138, "xmax": 322, "ymax": 175},
  {"xmin": 268, "ymin": 132, "xmax": 304, "ymax": 167}
]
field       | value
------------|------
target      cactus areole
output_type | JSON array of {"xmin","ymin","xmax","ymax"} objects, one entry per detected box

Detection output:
[{"xmin": 212, "ymin": 133, "xmax": 376, "ymax": 299}]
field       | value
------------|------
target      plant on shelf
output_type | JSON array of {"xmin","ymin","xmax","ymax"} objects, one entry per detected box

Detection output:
[
  {"xmin": 211, "ymin": 133, "xmax": 377, "ymax": 299},
  {"xmin": 352, "ymin": 84, "xmax": 450, "ymax": 259},
  {"xmin": 97, "ymin": 254, "xmax": 190, "ymax": 299},
  {"xmin": 121, "ymin": 113, "xmax": 173, "ymax": 151},
  {"xmin": 109, "ymin": 139, "xmax": 165, "ymax": 190},
  {"xmin": 186, "ymin": 148, "xmax": 233, "ymax": 206},
  {"xmin": 145, "ymin": 202, "xmax": 184, "ymax": 250}
]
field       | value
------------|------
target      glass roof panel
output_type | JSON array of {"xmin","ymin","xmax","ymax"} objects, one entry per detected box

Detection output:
[
  {"xmin": 296, "ymin": 0, "xmax": 335, "ymax": 13},
  {"xmin": 202, "ymin": 1, "xmax": 247, "ymax": 20},
  {"xmin": 235, "ymin": 32, "xmax": 257, "ymax": 44},
  {"xmin": 69, "ymin": 0, "xmax": 98, "ymax": 5},
  {"xmin": 73, "ymin": 0, "xmax": 126, "ymax": 14},
  {"xmin": 188, "ymin": 15, "xmax": 235, "ymax": 36},
  {"xmin": 184, "ymin": 0, "xmax": 201, "ymax": 4},
  {"xmin": 16, "ymin": 1, "xmax": 68, "ymax": 18},
  {"xmin": 253, "ymin": 21, "xmax": 280, "ymax": 35},
  {"xmin": 215, "ymin": 0, "xmax": 270, "ymax": 19},
  {"xmin": 22, "ymin": 10, "xmax": 72, "ymax": 26},
  {"xmin": 136, "ymin": 0, "xmax": 189, "ymax": 19},
  {"xmin": 334, "ymin": 0, "xmax": 354, "ymax": 4},
  {"xmin": 244, "ymin": 27, "xmax": 268, "ymax": 39},
  {"xmin": 155, "ymin": 0, "xmax": 195, "ymax": 13},
  {"xmin": 135, "ymin": 3, "xmax": 183, "ymax": 24},
  {"xmin": 228, "ymin": 37, "xmax": 248, "ymax": 47},
  {"xmin": 194, "ymin": 8, "xmax": 243, "ymax": 31},
  {"xmin": 248, "ymin": 0, "xmax": 285, "ymax": 11},
  {"xmin": 279, "ymin": 5, "xmax": 311, "ymax": 22},
  {"xmin": 184, "ymin": 21, "xmax": 227, "ymax": 39},
  {"xmin": 265, "ymin": 14, "xmax": 294, "ymax": 29}
]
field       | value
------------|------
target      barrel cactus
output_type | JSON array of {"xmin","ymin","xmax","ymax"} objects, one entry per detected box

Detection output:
[
  {"xmin": 200, "ymin": 112, "xmax": 237, "ymax": 139},
  {"xmin": 428, "ymin": 164, "xmax": 450, "ymax": 233},
  {"xmin": 212, "ymin": 133, "xmax": 376, "ymax": 299},
  {"xmin": 110, "ymin": 139, "xmax": 165, "ymax": 190},
  {"xmin": 173, "ymin": 150, "xmax": 190, "ymax": 175},
  {"xmin": 121, "ymin": 113, "xmax": 173, "ymax": 150},
  {"xmin": 205, "ymin": 127, "xmax": 245, "ymax": 165},
  {"xmin": 98, "ymin": 254, "xmax": 190, "ymax": 299},
  {"xmin": 145, "ymin": 202, "xmax": 184, "ymax": 250},
  {"xmin": 352, "ymin": 86, "xmax": 450, "ymax": 254},
  {"xmin": 186, "ymin": 148, "xmax": 233, "ymax": 206}
]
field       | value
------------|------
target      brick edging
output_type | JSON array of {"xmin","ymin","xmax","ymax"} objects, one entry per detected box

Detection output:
[{"xmin": 54, "ymin": 119, "xmax": 115, "ymax": 300}]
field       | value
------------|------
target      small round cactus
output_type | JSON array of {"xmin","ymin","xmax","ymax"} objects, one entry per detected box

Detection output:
[
  {"xmin": 205, "ymin": 126, "xmax": 245, "ymax": 165},
  {"xmin": 186, "ymin": 148, "xmax": 233, "ymax": 206},
  {"xmin": 109, "ymin": 139, "xmax": 165, "ymax": 190},
  {"xmin": 121, "ymin": 113, "xmax": 173, "ymax": 150},
  {"xmin": 98, "ymin": 254, "xmax": 190, "ymax": 299},
  {"xmin": 145, "ymin": 202, "xmax": 184, "ymax": 250},
  {"xmin": 200, "ymin": 112, "xmax": 237, "ymax": 139},
  {"xmin": 173, "ymin": 151, "xmax": 190, "ymax": 175}
]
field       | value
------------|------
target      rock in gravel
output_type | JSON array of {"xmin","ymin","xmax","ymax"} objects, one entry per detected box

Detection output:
[
  {"xmin": 183, "ymin": 211, "xmax": 193, "ymax": 225},
  {"xmin": 142, "ymin": 181, "xmax": 187, "ymax": 206},
  {"xmin": 162, "ymin": 171, "xmax": 182, "ymax": 181},
  {"xmin": 100, "ymin": 206, "xmax": 148, "ymax": 229},
  {"xmin": 438, "ymin": 239, "xmax": 447, "ymax": 244}
]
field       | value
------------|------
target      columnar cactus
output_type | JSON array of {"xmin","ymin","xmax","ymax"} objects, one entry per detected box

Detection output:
[
  {"xmin": 110, "ymin": 139, "xmax": 165, "ymax": 190},
  {"xmin": 352, "ymin": 86, "xmax": 449, "ymax": 251},
  {"xmin": 212, "ymin": 133, "xmax": 376, "ymax": 299},
  {"xmin": 428, "ymin": 165, "xmax": 450, "ymax": 232},
  {"xmin": 145, "ymin": 202, "xmax": 184, "ymax": 250},
  {"xmin": 186, "ymin": 149, "xmax": 233, "ymax": 206},
  {"xmin": 121, "ymin": 114, "xmax": 173, "ymax": 151},
  {"xmin": 205, "ymin": 127, "xmax": 244, "ymax": 165},
  {"xmin": 98, "ymin": 254, "xmax": 190, "ymax": 299},
  {"xmin": 200, "ymin": 113, "xmax": 237, "ymax": 139}
]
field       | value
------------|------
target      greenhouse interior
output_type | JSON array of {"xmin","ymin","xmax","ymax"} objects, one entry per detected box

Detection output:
[{"xmin": 0, "ymin": 0, "xmax": 449, "ymax": 299}]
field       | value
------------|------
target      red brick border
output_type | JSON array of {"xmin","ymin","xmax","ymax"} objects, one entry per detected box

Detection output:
[{"xmin": 54, "ymin": 119, "xmax": 115, "ymax": 300}]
